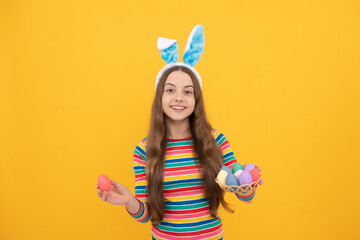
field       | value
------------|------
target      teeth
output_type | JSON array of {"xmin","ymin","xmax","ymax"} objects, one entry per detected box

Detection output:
[{"xmin": 171, "ymin": 106, "xmax": 185, "ymax": 110}]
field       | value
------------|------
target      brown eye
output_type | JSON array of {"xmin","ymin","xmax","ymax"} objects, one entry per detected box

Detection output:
[
  {"xmin": 166, "ymin": 89, "xmax": 174, "ymax": 93},
  {"xmin": 185, "ymin": 90, "xmax": 193, "ymax": 94}
]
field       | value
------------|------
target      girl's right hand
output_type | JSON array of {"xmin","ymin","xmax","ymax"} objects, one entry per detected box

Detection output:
[{"xmin": 96, "ymin": 180, "xmax": 132, "ymax": 205}]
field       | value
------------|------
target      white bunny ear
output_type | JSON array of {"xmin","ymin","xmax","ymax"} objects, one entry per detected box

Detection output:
[
  {"xmin": 157, "ymin": 37, "xmax": 179, "ymax": 64},
  {"xmin": 183, "ymin": 25, "xmax": 204, "ymax": 67}
]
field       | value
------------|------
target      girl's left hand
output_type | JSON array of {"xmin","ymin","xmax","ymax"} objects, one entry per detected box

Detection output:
[{"xmin": 243, "ymin": 164, "xmax": 264, "ymax": 185}]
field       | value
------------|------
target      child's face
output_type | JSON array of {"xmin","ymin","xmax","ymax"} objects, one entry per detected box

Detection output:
[{"xmin": 162, "ymin": 70, "xmax": 195, "ymax": 122}]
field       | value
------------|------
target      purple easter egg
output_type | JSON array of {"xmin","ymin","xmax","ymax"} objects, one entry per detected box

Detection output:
[
  {"xmin": 244, "ymin": 163, "xmax": 255, "ymax": 172},
  {"xmin": 238, "ymin": 171, "xmax": 253, "ymax": 186}
]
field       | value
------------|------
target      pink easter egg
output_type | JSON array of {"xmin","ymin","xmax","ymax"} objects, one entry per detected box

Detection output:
[
  {"xmin": 98, "ymin": 174, "xmax": 112, "ymax": 191},
  {"xmin": 250, "ymin": 168, "xmax": 261, "ymax": 182},
  {"xmin": 250, "ymin": 168, "xmax": 261, "ymax": 187}
]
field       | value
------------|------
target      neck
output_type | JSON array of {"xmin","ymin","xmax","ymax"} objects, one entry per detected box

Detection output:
[{"xmin": 165, "ymin": 117, "xmax": 191, "ymax": 139}]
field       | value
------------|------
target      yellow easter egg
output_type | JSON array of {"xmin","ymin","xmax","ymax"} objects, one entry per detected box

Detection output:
[{"xmin": 217, "ymin": 170, "xmax": 228, "ymax": 186}]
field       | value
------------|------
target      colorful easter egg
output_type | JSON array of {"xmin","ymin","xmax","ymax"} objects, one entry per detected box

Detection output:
[
  {"xmin": 250, "ymin": 168, "xmax": 261, "ymax": 182},
  {"xmin": 98, "ymin": 174, "xmax": 112, "ymax": 191},
  {"xmin": 225, "ymin": 174, "xmax": 240, "ymax": 192},
  {"xmin": 244, "ymin": 163, "xmax": 255, "ymax": 172},
  {"xmin": 232, "ymin": 162, "xmax": 244, "ymax": 173},
  {"xmin": 234, "ymin": 169, "xmax": 243, "ymax": 179},
  {"xmin": 238, "ymin": 171, "xmax": 253, "ymax": 187},
  {"xmin": 216, "ymin": 170, "xmax": 228, "ymax": 186},
  {"xmin": 221, "ymin": 166, "xmax": 233, "ymax": 175},
  {"xmin": 250, "ymin": 168, "xmax": 261, "ymax": 187}
]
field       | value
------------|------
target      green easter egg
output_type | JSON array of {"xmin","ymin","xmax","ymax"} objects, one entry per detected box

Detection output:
[{"xmin": 232, "ymin": 162, "xmax": 244, "ymax": 173}]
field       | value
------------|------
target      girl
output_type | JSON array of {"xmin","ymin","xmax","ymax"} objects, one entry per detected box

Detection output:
[{"xmin": 97, "ymin": 25, "xmax": 263, "ymax": 240}]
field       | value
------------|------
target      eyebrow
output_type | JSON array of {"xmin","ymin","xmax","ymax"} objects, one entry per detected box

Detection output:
[{"xmin": 165, "ymin": 83, "xmax": 194, "ymax": 88}]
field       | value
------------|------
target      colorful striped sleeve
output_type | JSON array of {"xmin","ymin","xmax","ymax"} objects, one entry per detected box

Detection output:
[
  {"xmin": 126, "ymin": 138, "xmax": 151, "ymax": 223},
  {"xmin": 212, "ymin": 128, "xmax": 256, "ymax": 203}
]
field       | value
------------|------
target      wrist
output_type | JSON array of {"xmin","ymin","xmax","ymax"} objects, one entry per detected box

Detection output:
[
  {"xmin": 126, "ymin": 194, "xmax": 136, "ymax": 207},
  {"xmin": 125, "ymin": 194, "xmax": 140, "ymax": 215}
]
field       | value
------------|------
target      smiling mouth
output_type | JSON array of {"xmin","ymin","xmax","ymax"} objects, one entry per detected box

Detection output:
[{"xmin": 171, "ymin": 106, "xmax": 186, "ymax": 110}]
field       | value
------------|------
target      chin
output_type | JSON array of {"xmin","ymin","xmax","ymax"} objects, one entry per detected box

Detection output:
[
  {"xmin": 165, "ymin": 113, "xmax": 190, "ymax": 122},
  {"xmin": 169, "ymin": 116, "xmax": 189, "ymax": 121}
]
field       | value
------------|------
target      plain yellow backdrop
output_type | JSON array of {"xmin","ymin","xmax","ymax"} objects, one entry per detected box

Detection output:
[{"xmin": 1, "ymin": 0, "xmax": 360, "ymax": 239}]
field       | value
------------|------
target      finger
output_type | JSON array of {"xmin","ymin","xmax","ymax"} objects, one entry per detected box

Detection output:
[
  {"xmin": 112, "ymin": 180, "xmax": 125, "ymax": 192},
  {"xmin": 98, "ymin": 188, "xmax": 104, "ymax": 198},
  {"xmin": 96, "ymin": 184, "xmax": 103, "ymax": 195},
  {"xmin": 97, "ymin": 189, "xmax": 102, "ymax": 198},
  {"xmin": 259, "ymin": 179, "xmax": 264, "ymax": 185},
  {"xmin": 102, "ymin": 191, "xmax": 108, "ymax": 201},
  {"xmin": 111, "ymin": 180, "xmax": 120, "ymax": 188},
  {"xmin": 105, "ymin": 192, "xmax": 110, "ymax": 202}
]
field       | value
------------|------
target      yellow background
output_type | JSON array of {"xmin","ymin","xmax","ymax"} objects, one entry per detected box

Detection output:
[{"xmin": 1, "ymin": 0, "xmax": 359, "ymax": 239}]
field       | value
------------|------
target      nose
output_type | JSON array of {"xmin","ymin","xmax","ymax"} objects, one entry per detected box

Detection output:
[{"xmin": 175, "ymin": 92, "xmax": 184, "ymax": 102}]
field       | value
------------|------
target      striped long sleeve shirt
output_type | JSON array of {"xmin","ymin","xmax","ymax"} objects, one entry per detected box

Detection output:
[{"xmin": 126, "ymin": 128, "xmax": 256, "ymax": 240}]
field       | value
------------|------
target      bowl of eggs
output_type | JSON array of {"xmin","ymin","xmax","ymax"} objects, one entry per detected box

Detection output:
[{"xmin": 215, "ymin": 163, "xmax": 262, "ymax": 194}]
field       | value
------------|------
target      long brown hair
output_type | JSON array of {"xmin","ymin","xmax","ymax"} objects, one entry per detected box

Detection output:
[{"xmin": 145, "ymin": 65, "xmax": 234, "ymax": 226}]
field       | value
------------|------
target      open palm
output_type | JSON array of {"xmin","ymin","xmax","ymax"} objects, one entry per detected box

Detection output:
[{"xmin": 96, "ymin": 180, "xmax": 131, "ymax": 205}]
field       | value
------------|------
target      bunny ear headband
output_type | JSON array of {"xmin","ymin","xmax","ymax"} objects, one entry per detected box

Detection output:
[{"xmin": 155, "ymin": 24, "xmax": 205, "ymax": 90}]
